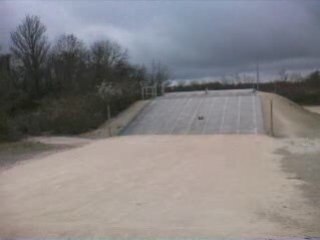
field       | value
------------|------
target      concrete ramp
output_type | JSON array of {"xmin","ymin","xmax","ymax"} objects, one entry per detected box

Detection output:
[{"xmin": 122, "ymin": 89, "xmax": 265, "ymax": 135}]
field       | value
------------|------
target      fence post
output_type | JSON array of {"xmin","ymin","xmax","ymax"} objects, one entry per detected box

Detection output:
[
  {"xmin": 108, "ymin": 126, "xmax": 112, "ymax": 137},
  {"xmin": 153, "ymin": 84, "xmax": 157, "ymax": 98},
  {"xmin": 107, "ymin": 104, "xmax": 111, "ymax": 121},
  {"xmin": 270, "ymin": 99, "xmax": 274, "ymax": 136},
  {"xmin": 141, "ymin": 86, "xmax": 144, "ymax": 100}
]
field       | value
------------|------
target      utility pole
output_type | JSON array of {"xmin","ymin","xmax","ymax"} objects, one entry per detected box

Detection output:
[
  {"xmin": 270, "ymin": 99, "xmax": 274, "ymax": 137},
  {"xmin": 256, "ymin": 60, "xmax": 260, "ymax": 91}
]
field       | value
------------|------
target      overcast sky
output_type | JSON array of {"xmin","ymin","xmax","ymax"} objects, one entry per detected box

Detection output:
[{"xmin": 2, "ymin": 0, "xmax": 320, "ymax": 81}]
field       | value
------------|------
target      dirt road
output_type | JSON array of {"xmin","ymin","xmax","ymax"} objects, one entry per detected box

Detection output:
[{"xmin": 0, "ymin": 135, "xmax": 318, "ymax": 238}]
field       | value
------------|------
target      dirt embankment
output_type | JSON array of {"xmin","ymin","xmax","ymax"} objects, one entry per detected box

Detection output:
[
  {"xmin": 259, "ymin": 92, "xmax": 320, "ymax": 138},
  {"xmin": 304, "ymin": 106, "xmax": 320, "ymax": 115},
  {"xmin": 82, "ymin": 100, "xmax": 150, "ymax": 139}
]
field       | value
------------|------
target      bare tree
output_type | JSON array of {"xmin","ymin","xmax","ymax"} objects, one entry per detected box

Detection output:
[
  {"xmin": 289, "ymin": 72, "xmax": 303, "ymax": 82},
  {"xmin": 147, "ymin": 61, "xmax": 170, "ymax": 95},
  {"xmin": 220, "ymin": 74, "xmax": 227, "ymax": 84},
  {"xmin": 149, "ymin": 61, "xmax": 169, "ymax": 85},
  {"xmin": 91, "ymin": 40, "xmax": 127, "ymax": 68},
  {"xmin": 10, "ymin": 15, "xmax": 50, "ymax": 97},
  {"xmin": 0, "ymin": 48, "xmax": 12, "ymax": 96},
  {"xmin": 50, "ymin": 34, "xmax": 87, "ymax": 92},
  {"xmin": 90, "ymin": 40, "xmax": 128, "ymax": 86},
  {"xmin": 279, "ymin": 68, "xmax": 288, "ymax": 82}
]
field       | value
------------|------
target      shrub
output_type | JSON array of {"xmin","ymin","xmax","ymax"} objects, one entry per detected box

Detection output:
[
  {"xmin": 12, "ymin": 94, "xmax": 107, "ymax": 135},
  {"xmin": 0, "ymin": 111, "xmax": 20, "ymax": 141},
  {"xmin": 0, "ymin": 111, "xmax": 10, "ymax": 140}
]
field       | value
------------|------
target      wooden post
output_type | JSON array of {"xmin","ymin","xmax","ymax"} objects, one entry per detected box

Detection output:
[
  {"xmin": 108, "ymin": 126, "xmax": 112, "ymax": 137},
  {"xmin": 107, "ymin": 104, "xmax": 111, "ymax": 121},
  {"xmin": 154, "ymin": 84, "xmax": 158, "ymax": 97},
  {"xmin": 270, "ymin": 99, "xmax": 274, "ymax": 136},
  {"xmin": 161, "ymin": 83, "xmax": 165, "ymax": 96},
  {"xmin": 141, "ymin": 86, "xmax": 144, "ymax": 100}
]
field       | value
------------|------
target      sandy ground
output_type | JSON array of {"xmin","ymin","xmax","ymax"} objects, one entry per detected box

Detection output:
[
  {"xmin": 0, "ymin": 135, "xmax": 319, "ymax": 238},
  {"xmin": 277, "ymin": 138, "xmax": 320, "ymax": 233},
  {"xmin": 305, "ymin": 106, "xmax": 320, "ymax": 115}
]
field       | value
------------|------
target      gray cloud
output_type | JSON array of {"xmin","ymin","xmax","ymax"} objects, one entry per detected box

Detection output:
[{"xmin": 2, "ymin": 0, "xmax": 320, "ymax": 80}]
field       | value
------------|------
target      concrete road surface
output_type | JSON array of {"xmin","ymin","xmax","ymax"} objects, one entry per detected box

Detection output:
[{"xmin": 122, "ymin": 89, "xmax": 264, "ymax": 135}]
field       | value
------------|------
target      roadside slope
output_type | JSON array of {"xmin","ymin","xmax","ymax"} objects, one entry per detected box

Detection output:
[
  {"xmin": 304, "ymin": 106, "xmax": 320, "ymax": 115},
  {"xmin": 259, "ymin": 92, "xmax": 320, "ymax": 138},
  {"xmin": 82, "ymin": 100, "xmax": 150, "ymax": 138}
]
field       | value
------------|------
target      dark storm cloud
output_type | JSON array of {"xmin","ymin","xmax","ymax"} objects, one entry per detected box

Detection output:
[{"xmin": 2, "ymin": 0, "xmax": 320, "ymax": 80}]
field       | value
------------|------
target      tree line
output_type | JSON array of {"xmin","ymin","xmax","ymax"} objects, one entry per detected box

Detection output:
[
  {"xmin": 168, "ymin": 70, "xmax": 320, "ymax": 105},
  {"xmin": 0, "ymin": 15, "xmax": 169, "ymax": 141}
]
